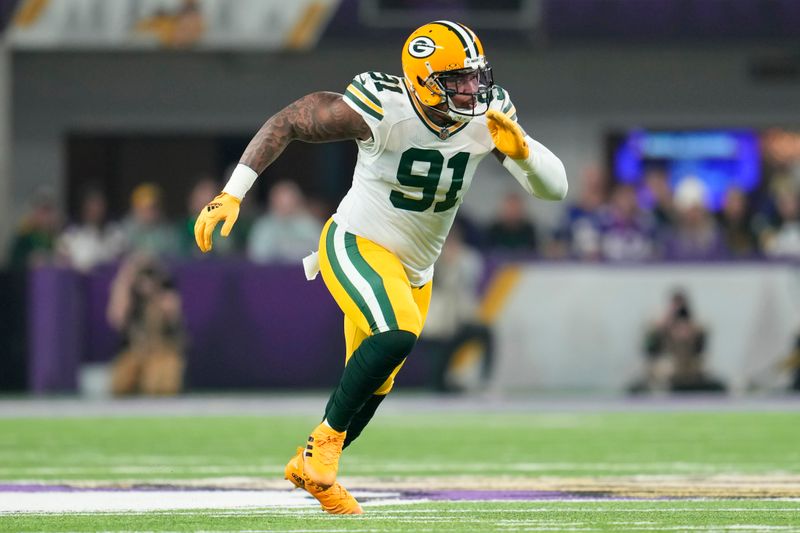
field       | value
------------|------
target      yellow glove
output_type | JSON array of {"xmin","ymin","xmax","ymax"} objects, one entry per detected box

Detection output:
[
  {"xmin": 486, "ymin": 109, "xmax": 530, "ymax": 160},
  {"xmin": 194, "ymin": 192, "xmax": 241, "ymax": 253}
]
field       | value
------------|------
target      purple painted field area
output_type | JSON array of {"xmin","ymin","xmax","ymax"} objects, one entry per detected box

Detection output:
[{"xmin": 403, "ymin": 489, "xmax": 613, "ymax": 501}]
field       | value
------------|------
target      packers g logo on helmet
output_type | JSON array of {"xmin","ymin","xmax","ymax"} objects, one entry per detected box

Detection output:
[
  {"xmin": 408, "ymin": 36, "xmax": 438, "ymax": 58},
  {"xmin": 402, "ymin": 20, "xmax": 494, "ymax": 122}
]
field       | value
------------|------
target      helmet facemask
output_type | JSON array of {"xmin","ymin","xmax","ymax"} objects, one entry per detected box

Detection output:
[{"xmin": 424, "ymin": 58, "xmax": 494, "ymax": 123}]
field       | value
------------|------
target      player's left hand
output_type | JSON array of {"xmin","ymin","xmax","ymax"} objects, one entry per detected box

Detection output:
[
  {"xmin": 486, "ymin": 109, "xmax": 530, "ymax": 160},
  {"xmin": 194, "ymin": 192, "xmax": 241, "ymax": 253}
]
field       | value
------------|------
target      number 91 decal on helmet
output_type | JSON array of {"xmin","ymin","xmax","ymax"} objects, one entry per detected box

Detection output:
[{"xmin": 402, "ymin": 20, "xmax": 494, "ymax": 123}]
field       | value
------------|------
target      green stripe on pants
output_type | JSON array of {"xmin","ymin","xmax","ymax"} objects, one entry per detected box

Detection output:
[
  {"xmin": 344, "ymin": 233, "xmax": 399, "ymax": 331},
  {"xmin": 326, "ymin": 221, "xmax": 379, "ymax": 333}
]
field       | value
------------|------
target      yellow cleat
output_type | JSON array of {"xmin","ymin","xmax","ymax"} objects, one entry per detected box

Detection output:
[
  {"xmin": 303, "ymin": 423, "xmax": 346, "ymax": 489},
  {"xmin": 285, "ymin": 447, "xmax": 363, "ymax": 515}
]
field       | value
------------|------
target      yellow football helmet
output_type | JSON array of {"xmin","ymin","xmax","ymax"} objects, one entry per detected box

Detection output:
[{"xmin": 402, "ymin": 20, "xmax": 493, "ymax": 122}]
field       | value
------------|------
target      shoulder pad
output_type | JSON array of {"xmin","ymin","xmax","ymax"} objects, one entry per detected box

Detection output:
[{"xmin": 344, "ymin": 72, "xmax": 406, "ymax": 122}]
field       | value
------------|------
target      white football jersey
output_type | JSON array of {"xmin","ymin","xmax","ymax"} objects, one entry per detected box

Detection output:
[{"xmin": 336, "ymin": 71, "xmax": 518, "ymax": 287}]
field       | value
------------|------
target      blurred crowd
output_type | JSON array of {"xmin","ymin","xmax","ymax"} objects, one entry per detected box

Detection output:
[
  {"xmin": 6, "ymin": 151, "xmax": 800, "ymax": 396},
  {"xmin": 5, "ymin": 177, "xmax": 325, "ymax": 272},
  {"xmin": 543, "ymin": 164, "xmax": 800, "ymax": 263},
  {"xmin": 6, "ymin": 139, "xmax": 800, "ymax": 272}
]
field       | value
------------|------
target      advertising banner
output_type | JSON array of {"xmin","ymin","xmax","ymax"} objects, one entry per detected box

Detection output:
[{"xmin": 8, "ymin": 0, "xmax": 339, "ymax": 50}]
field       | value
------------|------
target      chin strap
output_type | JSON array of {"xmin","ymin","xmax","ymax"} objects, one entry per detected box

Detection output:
[{"xmin": 420, "ymin": 98, "xmax": 485, "ymax": 126}]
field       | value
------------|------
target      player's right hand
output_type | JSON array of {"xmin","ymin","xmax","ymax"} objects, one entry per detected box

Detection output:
[{"xmin": 194, "ymin": 192, "xmax": 241, "ymax": 253}]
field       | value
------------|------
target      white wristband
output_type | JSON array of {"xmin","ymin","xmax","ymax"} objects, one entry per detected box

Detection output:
[{"xmin": 222, "ymin": 164, "xmax": 259, "ymax": 200}]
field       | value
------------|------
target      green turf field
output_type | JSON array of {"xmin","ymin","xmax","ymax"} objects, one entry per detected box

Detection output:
[
  {"xmin": 5, "ymin": 500, "xmax": 800, "ymax": 532},
  {"xmin": 1, "ymin": 406, "xmax": 799, "ymax": 531}
]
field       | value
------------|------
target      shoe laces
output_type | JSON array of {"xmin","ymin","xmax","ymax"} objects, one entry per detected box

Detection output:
[{"xmin": 310, "ymin": 432, "xmax": 344, "ymax": 466}]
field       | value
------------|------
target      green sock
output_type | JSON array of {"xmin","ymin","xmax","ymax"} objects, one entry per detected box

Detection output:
[
  {"xmin": 342, "ymin": 394, "xmax": 386, "ymax": 449},
  {"xmin": 324, "ymin": 330, "xmax": 416, "ymax": 432}
]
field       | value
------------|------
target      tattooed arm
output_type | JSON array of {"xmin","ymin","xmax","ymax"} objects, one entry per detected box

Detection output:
[
  {"xmin": 240, "ymin": 91, "xmax": 371, "ymax": 173},
  {"xmin": 194, "ymin": 92, "xmax": 370, "ymax": 252}
]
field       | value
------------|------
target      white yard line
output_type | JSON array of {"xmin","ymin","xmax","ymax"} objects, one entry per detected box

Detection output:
[
  {"xmin": 0, "ymin": 490, "xmax": 309, "ymax": 513},
  {"xmin": 0, "ymin": 489, "xmax": 413, "ymax": 514},
  {"xmin": 3, "ymin": 488, "xmax": 800, "ymax": 516}
]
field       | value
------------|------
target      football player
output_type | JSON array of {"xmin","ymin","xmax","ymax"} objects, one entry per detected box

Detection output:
[{"xmin": 194, "ymin": 20, "xmax": 567, "ymax": 514}]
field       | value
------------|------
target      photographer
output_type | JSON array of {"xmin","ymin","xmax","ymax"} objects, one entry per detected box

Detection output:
[
  {"xmin": 630, "ymin": 289, "xmax": 726, "ymax": 394},
  {"xmin": 107, "ymin": 254, "xmax": 186, "ymax": 395},
  {"xmin": 420, "ymin": 224, "xmax": 493, "ymax": 393}
]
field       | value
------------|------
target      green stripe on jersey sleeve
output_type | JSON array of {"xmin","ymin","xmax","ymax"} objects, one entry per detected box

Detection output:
[
  {"xmin": 350, "ymin": 79, "xmax": 382, "ymax": 109},
  {"xmin": 344, "ymin": 89, "xmax": 384, "ymax": 121}
]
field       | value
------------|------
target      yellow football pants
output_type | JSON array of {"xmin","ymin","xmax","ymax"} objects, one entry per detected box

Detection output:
[{"xmin": 318, "ymin": 218, "xmax": 431, "ymax": 394}]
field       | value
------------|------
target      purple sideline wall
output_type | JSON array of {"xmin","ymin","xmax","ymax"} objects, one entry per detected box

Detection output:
[{"xmin": 28, "ymin": 262, "xmax": 436, "ymax": 394}]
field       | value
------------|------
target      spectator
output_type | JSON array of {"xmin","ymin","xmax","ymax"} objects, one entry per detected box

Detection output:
[
  {"xmin": 247, "ymin": 180, "xmax": 322, "ymax": 263},
  {"xmin": 421, "ymin": 224, "xmax": 492, "ymax": 392},
  {"xmin": 56, "ymin": 188, "xmax": 126, "ymax": 272},
  {"xmin": 453, "ymin": 211, "xmax": 486, "ymax": 250},
  {"xmin": 629, "ymin": 288, "xmax": 726, "ymax": 394},
  {"xmin": 8, "ymin": 187, "xmax": 61, "ymax": 269},
  {"xmin": 760, "ymin": 129, "xmax": 800, "ymax": 204},
  {"xmin": 761, "ymin": 189, "xmax": 800, "ymax": 260},
  {"xmin": 599, "ymin": 184, "xmax": 657, "ymax": 261},
  {"xmin": 641, "ymin": 166, "xmax": 676, "ymax": 235},
  {"xmin": 717, "ymin": 187, "xmax": 759, "ymax": 259},
  {"xmin": 486, "ymin": 191, "xmax": 538, "ymax": 252},
  {"xmin": 662, "ymin": 177, "xmax": 725, "ymax": 260},
  {"xmin": 107, "ymin": 254, "xmax": 186, "ymax": 396},
  {"xmin": 555, "ymin": 165, "xmax": 608, "ymax": 260},
  {"xmin": 120, "ymin": 183, "xmax": 180, "ymax": 258}
]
